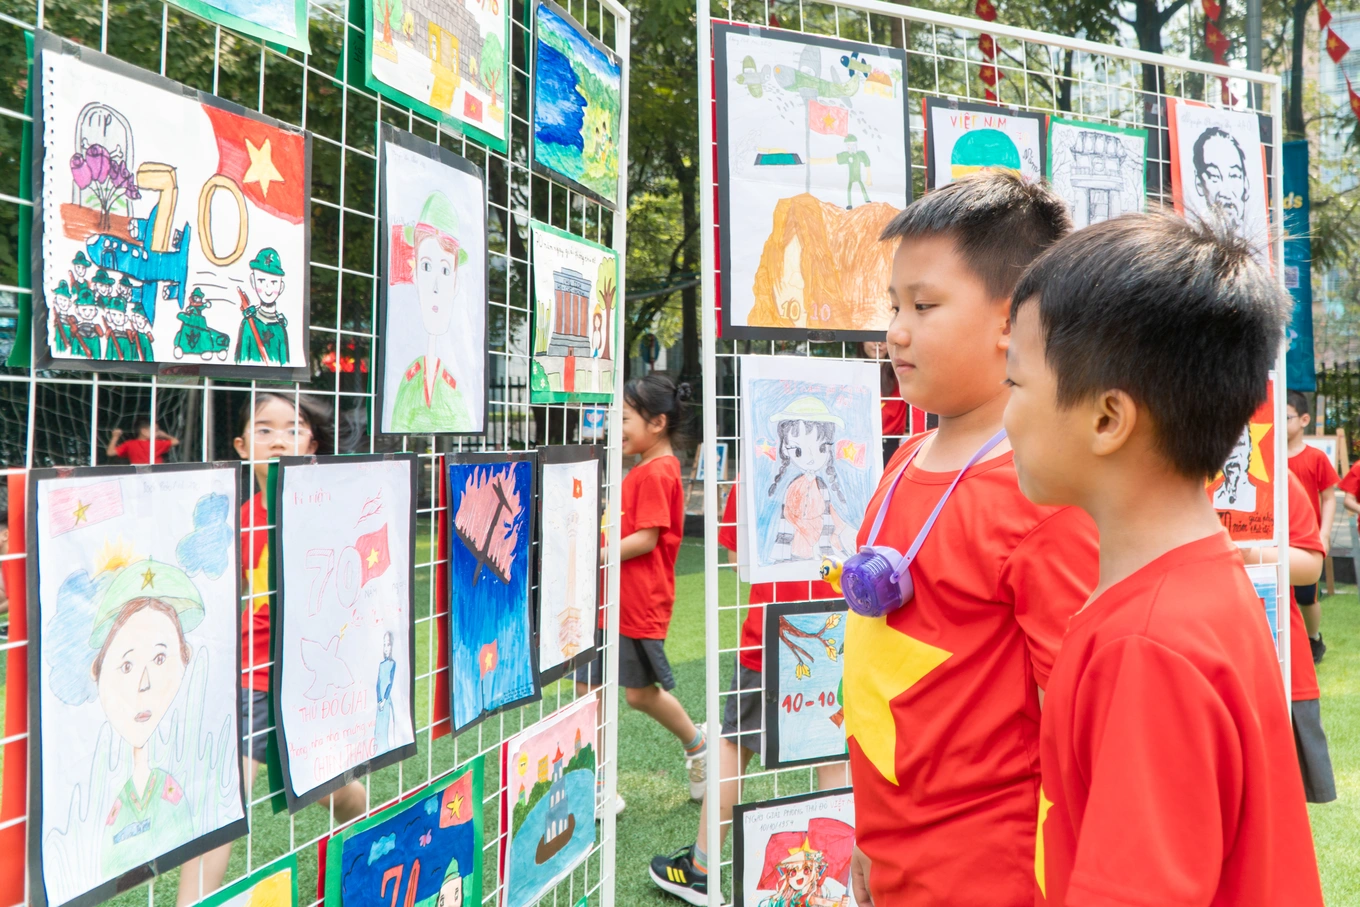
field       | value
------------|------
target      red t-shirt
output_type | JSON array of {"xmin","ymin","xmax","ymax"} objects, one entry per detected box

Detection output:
[
  {"xmin": 115, "ymin": 438, "xmax": 173, "ymax": 464},
  {"xmin": 844, "ymin": 434, "xmax": 1099, "ymax": 906},
  {"xmin": 718, "ymin": 485, "xmax": 838, "ymax": 672},
  {"xmin": 241, "ymin": 493, "xmax": 273, "ymax": 691},
  {"xmin": 881, "ymin": 399, "xmax": 907, "ymax": 438},
  {"xmin": 1287, "ymin": 443, "xmax": 1339, "ymax": 524},
  {"xmin": 619, "ymin": 455, "xmax": 684, "ymax": 639},
  {"xmin": 1287, "ymin": 471, "xmax": 1324, "ymax": 701},
  {"xmin": 1038, "ymin": 532, "xmax": 1322, "ymax": 907},
  {"xmin": 1339, "ymin": 460, "xmax": 1360, "ymax": 496}
]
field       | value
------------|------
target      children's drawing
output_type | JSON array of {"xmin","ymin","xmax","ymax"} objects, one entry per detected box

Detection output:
[
  {"xmin": 323, "ymin": 761, "xmax": 483, "ymax": 907},
  {"xmin": 166, "ymin": 0, "xmax": 309, "ymax": 52},
  {"xmin": 274, "ymin": 455, "xmax": 417, "ymax": 812},
  {"xmin": 447, "ymin": 453, "xmax": 540, "ymax": 733},
  {"xmin": 537, "ymin": 447, "xmax": 602, "ymax": 682},
  {"xmin": 1168, "ymin": 99, "xmax": 1271, "ymax": 265},
  {"xmin": 714, "ymin": 24, "xmax": 910, "ymax": 340},
  {"xmin": 763, "ymin": 602, "xmax": 848, "ymax": 769},
  {"xmin": 529, "ymin": 222, "xmax": 619, "ymax": 403},
  {"xmin": 197, "ymin": 854, "xmax": 298, "ymax": 907},
  {"xmin": 1246, "ymin": 564, "xmax": 1281, "ymax": 659},
  {"xmin": 740, "ymin": 355, "xmax": 883, "ymax": 584},
  {"xmin": 377, "ymin": 126, "xmax": 487, "ymax": 435},
  {"xmin": 1208, "ymin": 377, "xmax": 1276, "ymax": 545},
  {"xmin": 1046, "ymin": 117, "xmax": 1147, "ymax": 228},
  {"xmin": 364, "ymin": 0, "xmax": 509, "ymax": 149},
  {"xmin": 34, "ymin": 35, "xmax": 311, "ymax": 378},
  {"xmin": 30, "ymin": 464, "xmax": 247, "ymax": 907},
  {"xmin": 732, "ymin": 788, "xmax": 857, "ymax": 907},
  {"xmin": 500, "ymin": 698, "xmax": 597, "ymax": 907},
  {"xmin": 531, "ymin": 0, "xmax": 622, "ymax": 208},
  {"xmin": 923, "ymin": 97, "xmax": 1045, "ymax": 191}
]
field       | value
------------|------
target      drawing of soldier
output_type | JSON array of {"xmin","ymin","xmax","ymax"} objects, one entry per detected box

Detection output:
[
  {"xmin": 235, "ymin": 248, "xmax": 290, "ymax": 365},
  {"xmin": 71, "ymin": 287, "xmax": 104, "ymax": 359},
  {"xmin": 118, "ymin": 274, "xmax": 135, "ymax": 305},
  {"xmin": 92, "ymin": 268, "xmax": 116, "ymax": 307},
  {"xmin": 129, "ymin": 301, "xmax": 154, "ymax": 361},
  {"xmin": 835, "ymin": 134, "xmax": 871, "ymax": 209},
  {"xmin": 102, "ymin": 295, "xmax": 137, "ymax": 361},
  {"xmin": 417, "ymin": 858, "xmax": 466, "ymax": 907},
  {"xmin": 50, "ymin": 281, "xmax": 77, "ymax": 354},
  {"xmin": 70, "ymin": 250, "xmax": 92, "ymax": 291}
]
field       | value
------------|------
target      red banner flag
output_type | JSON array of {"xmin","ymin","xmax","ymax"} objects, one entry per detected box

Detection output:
[
  {"xmin": 975, "ymin": 0, "xmax": 997, "ymax": 21},
  {"xmin": 47, "ymin": 480, "xmax": 123, "ymax": 536},
  {"xmin": 356, "ymin": 523, "xmax": 392, "ymax": 585},
  {"xmin": 1205, "ymin": 20, "xmax": 1230, "ymax": 63},
  {"xmin": 1325, "ymin": 27, "xmax": 1351, "ymax": 65},
  {"xmin": 1319, "ymin": 0, "xmax": 1332, "ymax": 31},
  {"xmin": 1348, "ymin": 73, "xmax": 1360, "ymax": 119},
  {"xmin": 1202, "ymin": 0, "xmax": 1221, "ymax": 19},
  {"xmin": 978, "ymin": 33, "xmax": 996, "ymax": 59},
  {"xmin": 808, "ymin": 99, "xmax": 850, "ymax": 136},
  {"xmin": 979, "ymin": 64, "xmax": 1000, "ymax": 87}
]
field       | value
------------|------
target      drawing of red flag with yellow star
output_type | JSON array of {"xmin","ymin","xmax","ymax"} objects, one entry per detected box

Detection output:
[
  {"xmin": 201, "ymin": 104, "xmax": 307, "ymax": 225},
  {"xmin": 47, "ymin": 480, "xmax": 123, "ymax": 536},
  {"xmin": 356, "ymin": 524, "xmax": 392, "ymax": 585},
  {"xmin": 808, "ymin": 100, "xmax": 849, "ymax": 137},
  {"xmin": 439, "ymin": 769, "xmax": 473, "ymax": 827},
  {"xmin": 1207, "ymin": 379, "xmax": 1274, "ymax": 543}
]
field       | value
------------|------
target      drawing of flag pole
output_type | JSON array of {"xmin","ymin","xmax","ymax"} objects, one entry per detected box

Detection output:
[{"xmin": 453, "ymin": 468, "xmax": 522, "ymax": 586}]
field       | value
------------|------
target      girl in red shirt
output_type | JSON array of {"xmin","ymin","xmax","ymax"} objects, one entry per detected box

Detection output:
[
  {"xmin": 176, "ymin": 393, "xmax": 367, "ymax": 905},
  {"xmin": 576, "ymin": 375, "xmax": 706, "ymax": 805}
]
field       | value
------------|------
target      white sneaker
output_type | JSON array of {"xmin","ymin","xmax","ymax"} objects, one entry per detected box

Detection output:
[
  {"xmin": 686, "ymin": 723, "xmax": 707, "ymax": 802},
  {"xmin": 595, "ymin": 784, "xmax": 626, "ymax": 816}
]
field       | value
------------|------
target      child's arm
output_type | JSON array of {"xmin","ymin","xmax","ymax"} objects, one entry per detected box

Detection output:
[
  {"xmin": 104, "ymin": 428, "xmax": 124, "ymax": 458},
  {"xmin": 1319, "ymin": 491, "xmax": 1337, "ymax": 555},
  {"xmin": 1240, "ymin": 546, "xmax": 1323, "ymax": 585},
  {"xmin": 619, "ymin": 527, "xmax": 660, "ymax": 562},
  {"xmin": 1345, "ymin": 491, "xmax": 1360, "ymax": 516}
]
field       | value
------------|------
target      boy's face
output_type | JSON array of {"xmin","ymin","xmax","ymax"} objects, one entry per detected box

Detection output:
[
  {"xmin": 885, "ymin": 235, "xmax": 1011, "ymax": 416},
  {"xmin": 1285, "ymin": 405, "xmax": 1306, "ymax": 441},
  {"xmin": 1003, "ymin": 304, "xmax": 1091, "ymax": 507}
]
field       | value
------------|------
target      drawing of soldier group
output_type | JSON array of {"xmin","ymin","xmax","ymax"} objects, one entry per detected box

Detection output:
[{"xmin": 50, "ymin": 246, "xmax": 291, "ymax": 366}]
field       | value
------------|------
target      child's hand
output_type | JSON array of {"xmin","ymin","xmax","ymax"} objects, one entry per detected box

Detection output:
[
  {"xmin": 110, "ymin": 428, "xmax": 123, "ymax": 439},
  {"xmin": 851, "ymin": 846, "xmax": 875, "ymax": 905}
]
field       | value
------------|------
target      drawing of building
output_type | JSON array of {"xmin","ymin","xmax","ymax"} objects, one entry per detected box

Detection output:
[
  {"xmin": 407, "ymin": 0, "xmax": 485, "ymax": 100},
  {"xmin": 537, "ymin": 754, "xmax": 550, "ymax": 784},
  {"xmin": 536, "ymin": 745, "xmax": 574, "ymax": 862},
  {"xmin": 1067, "ymin": 129, "xmax": 1131, "ymax": 225},
  {"xmin": 574, "ymin": 728, "xmax": 583, "ymax": 755},
  {"xmin": 549, "ymin": 268, "xmax": 592, "ymax": 357}
]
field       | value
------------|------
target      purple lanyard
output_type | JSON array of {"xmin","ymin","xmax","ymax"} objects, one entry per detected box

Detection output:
[{"xmin": 864, "ymin": 429, "xmax": 1009, "ymax": 583}]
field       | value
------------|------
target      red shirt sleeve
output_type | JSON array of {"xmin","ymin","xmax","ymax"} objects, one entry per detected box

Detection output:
[
  {"xmin": 1066, "ymin": 637, "xmax": 1242, "ymax": 907},
  {"xmin": 114, "ymin": 441, "xmax": 134, "ymax": 459},
  {"xmin": 1339, "ymin": 462, "xmax": 1360, "ymax": 497},
  {"xmin": 154, "ymin": 439, "xmax": 173, "ymax": 459},
  {"xmin": 1288, "ymin": 472, "xmax": 1324, "ymax": 555},
  {"xmin": 1315, "ymin": 450, "xmax": 1340, "ymax": 493},
  {"xmin": 719, "ymin": 484, "xmax": 738, "ymax": 553},
  {"xmin": 629, "ymin": 466, "xmax": 677, "ymax": 533},
  {"xmin": 997, "ymin": 507, "xmax": 1099, "ymax": 689}
]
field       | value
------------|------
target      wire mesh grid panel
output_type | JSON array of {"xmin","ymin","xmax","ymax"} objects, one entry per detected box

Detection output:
[
  {"xmin": 0, "ymin": 0, "xmax": 630, "ymax": 904},
  {"xmin": 697, "ymin": 2, "xmax": 1286, "ymax": 905}
]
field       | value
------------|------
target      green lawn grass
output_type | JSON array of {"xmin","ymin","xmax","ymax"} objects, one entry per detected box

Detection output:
[{"xmin": 16, "ymin": 540, "xmax": 1360, "ymax": 905}]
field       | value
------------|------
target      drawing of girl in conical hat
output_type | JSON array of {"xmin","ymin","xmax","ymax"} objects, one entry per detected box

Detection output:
[
  {"xmin": 84, "ymin": 558, "xmax": 202, "ymax": 876},
  {"xmin": 766, "ymin": 396, "xmax": 856, "ymax": 564},
  {"xmin": 391, "ymin": 191, "xmax": 474, "ymax": 433}
]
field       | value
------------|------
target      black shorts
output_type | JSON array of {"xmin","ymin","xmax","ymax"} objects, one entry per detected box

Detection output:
[
  {"xmin": 1293, "ymin": 698, "xmax": 1336, "ymax": 803},
  {"xmin": 1293, "ymin": 583, "xmax": 1318, "ymax": 606},
  {"xmin": 241, "ymin": 688, "xmax": 271, "ymax": 764},
  {"xmin": 575, "ymin": 635, "xmax": 677, "ymax": 691},
  {"xmin": 720, "ymin": 665, "xmax": 763, "ymax": 756}
]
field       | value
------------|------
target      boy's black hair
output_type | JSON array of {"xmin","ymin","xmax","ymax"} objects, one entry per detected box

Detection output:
[
  {"xmin": 878, "ymin": 169, "xmax": 1073, "ymax": 299},
  {"xmin": 133, "ymin": 416, "xmax": 150, "ymax": 433},
  {"xmin": 1011, "ymin": 211, "xmax": 1288, "ymax": 480},
  {"xmin": 1286, "ymin": 390, "xmax": 1310, "ymax": 420},
  {"xmin": 624, "ymin": 374, "xmax": 692, "ymax": 445},
  {"xmin": 236, "ymin": 392, "xmax": 336, "ymax": 456}
]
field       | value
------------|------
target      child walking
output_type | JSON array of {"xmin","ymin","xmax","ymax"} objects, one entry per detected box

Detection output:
[
  {"xmin": 1284, "ymin": 389, "xmax": 1337, "ymax": 662},
  {"xmin": 576, "ymin": 375, "xmax": 706, "ymax": 804},
  {"xmin": 1005, "ymin": 212, "xmax": 1321, "ymax": 905},
  {"xmin": 843, "ymin": 171, "xmax": 1099, "ymax": 907},
  {"xmin": 176, "ymin": 393, "xmax": 367, "ymax": 904}
]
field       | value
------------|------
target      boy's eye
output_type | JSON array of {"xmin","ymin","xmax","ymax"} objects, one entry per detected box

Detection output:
[
  {"xmin": 914, "ymin": 303, "xmax": 935, "ymax": 313},
  {"xmin": 119, "ymin": 660, "xmax": 132, "ymax": 675},
  {"xmin": 1002, "ymin": 377, "xmax": 1017, "ymax": 388},
  {"xmin": 153, "ymin": 653, "xmax": 166, "ymax": 666}
]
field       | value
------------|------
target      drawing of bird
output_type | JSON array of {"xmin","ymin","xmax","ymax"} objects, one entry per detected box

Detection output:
[
  {"xmin": 300, "ymin": 636, "xmax": 356, "ymax": 699},
  {"xmin": 419, "ymin": 829, "xmax": 432, "ymax": 847}
]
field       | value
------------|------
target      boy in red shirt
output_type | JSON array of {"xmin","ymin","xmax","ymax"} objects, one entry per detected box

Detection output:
[
  {"xmin": 105, "ymin": 417, "xmax": 178, "ymax": 464},
  {"xmin": 1005, "ymin": 212, "xmax": 1321, "ymax": 905},
  {"xmin": 1285, "ymin": 389, "xmax": 1338, "ymax": 662},
  {"xmin": 844, "ymin": 171, "xmax": 1099, "ymax": 907}
]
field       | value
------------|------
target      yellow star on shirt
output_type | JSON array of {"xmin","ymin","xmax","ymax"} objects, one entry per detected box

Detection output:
[
  {"xmin": 72, "ymin": 499, "xmax": 90, "ymax": 524},
  {"xmin": 367, "ymin": 547, "xmax": 380, "ymax": 568},
  {"xmin": 1036, "ymin": 787, "xmax": 1054, "ymax": 897},
  {"xmin": 243, "ymin": 137, "xmax": 284, "ymax": 198},
  {"xmin": 842, "ymin": 613, "xmax": 951, "ymax": 785}
]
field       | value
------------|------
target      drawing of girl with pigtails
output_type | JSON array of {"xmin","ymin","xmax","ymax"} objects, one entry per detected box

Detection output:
[{"xmin": 766, "ymin": 397, "xmax": 857, "ymax": 565}]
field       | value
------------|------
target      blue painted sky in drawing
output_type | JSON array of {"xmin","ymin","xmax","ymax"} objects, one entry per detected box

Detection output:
[{"xmin": 196, "ymin": 0, "xmax": 297, "ymax": 36}]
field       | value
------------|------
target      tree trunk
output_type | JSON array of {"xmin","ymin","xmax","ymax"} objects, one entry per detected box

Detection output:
[
  {"xmin": 1287, "ymin": 0, "xmax": 1310, "ymax": 138},
  {"xmin": 1058, "ymin": 50, "xmax": 1075, "ymax": 112},
  {"xmin": 1132, "ymin": 0, "xmax": 1166, "ymax": 97},
  {"xmin": 679, "ymin": 164, "xmax": 700, "ymax": 382}
]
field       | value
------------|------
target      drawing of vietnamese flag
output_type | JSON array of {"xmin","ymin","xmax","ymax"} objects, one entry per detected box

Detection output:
[
  {"xmin": 356, "ymin": 524, "xmax": 392, "ymax": 585},
  {"xmin": 439, "ymin": 770, "xmax": 473, "ymax": 827},
  {"xmin": 479, "ymin": 640, "xmax": 498, "ymax": 677},
  {"xmin": 809, "ymin": 100, "xmax": 849, "ymax": 136},
  {"xmin": 201, "ymin": 105, "xmax": 307, "ymax": 225},
  {"xmin": 47, "ymin": 481, "xmax": 123, "ymax": 536}
]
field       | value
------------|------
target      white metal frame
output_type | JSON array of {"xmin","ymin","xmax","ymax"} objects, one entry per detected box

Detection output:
[{"xmin": 698, "ymin": 3, "xmax": 1287, "ymax": 905}]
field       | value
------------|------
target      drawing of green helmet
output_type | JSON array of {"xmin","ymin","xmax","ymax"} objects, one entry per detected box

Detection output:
[
  {"xmin": 190, "ymin": 287, "xmax": 205, "ymax": 302},
  {"xmin": 53, "ymin": 281, "xmax": 72, "ymax": 298},
  {"xmin": 103, "ymin": 294, "xmax": 127, "ymax": 312},
  {"xmin": 93, "ymin": 269, "xmax": 116, "ymax": 287},
  {"xmin": 768, "ymin": 396, "xmax": 845, "ymax": 430},
  {"xmin": 407, "ymin": 193, "xmax": 469, "ymax": 267},
  {"xmin": 249, "ymin": 247, "xmax": 286, "ymax": 276},
  {"xmin": 90, "ymin": 559, "xmax": 205, "ymax": 649},
  {"xmin": 72, "ymin": 251, "xmax": 92, "ymax": 267}
]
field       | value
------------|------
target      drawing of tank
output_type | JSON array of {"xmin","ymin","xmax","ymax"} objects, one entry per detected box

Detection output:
[{"xmin": 173, "ymin": 289, "xmax": 231, "ymax": 360}]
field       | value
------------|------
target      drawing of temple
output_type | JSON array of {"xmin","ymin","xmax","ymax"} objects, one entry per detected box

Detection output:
[
  {"xmin": 549, "ymin": 268, "xmax": 593, "ymax": 357},
  {"xmin": 1067, "ymin": 130, "xmax": 1132, "ymax": 225},
  {"xmin": 558, "ymin": 510, "xmax": 583, "ymax": 658},
  {"xmin": 536, "ymin": 745, "xmax": 576, "ymax": 863},
  {"xmin": 537, "ymin": 754, "xmax": 551, "ymax": 783},
  {"xmin": 401, "ymin": 0, "xmax": 485, "ymax": 102}
]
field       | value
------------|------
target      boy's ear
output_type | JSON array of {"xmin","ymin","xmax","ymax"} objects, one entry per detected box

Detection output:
[
  {"xmin": 1301, "ymin": 412, "xmax": 1312, "ymax": 427},
  {"xmin": 1089, "ymin": 389, "xmax": 1139, "ymax": 458}
]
